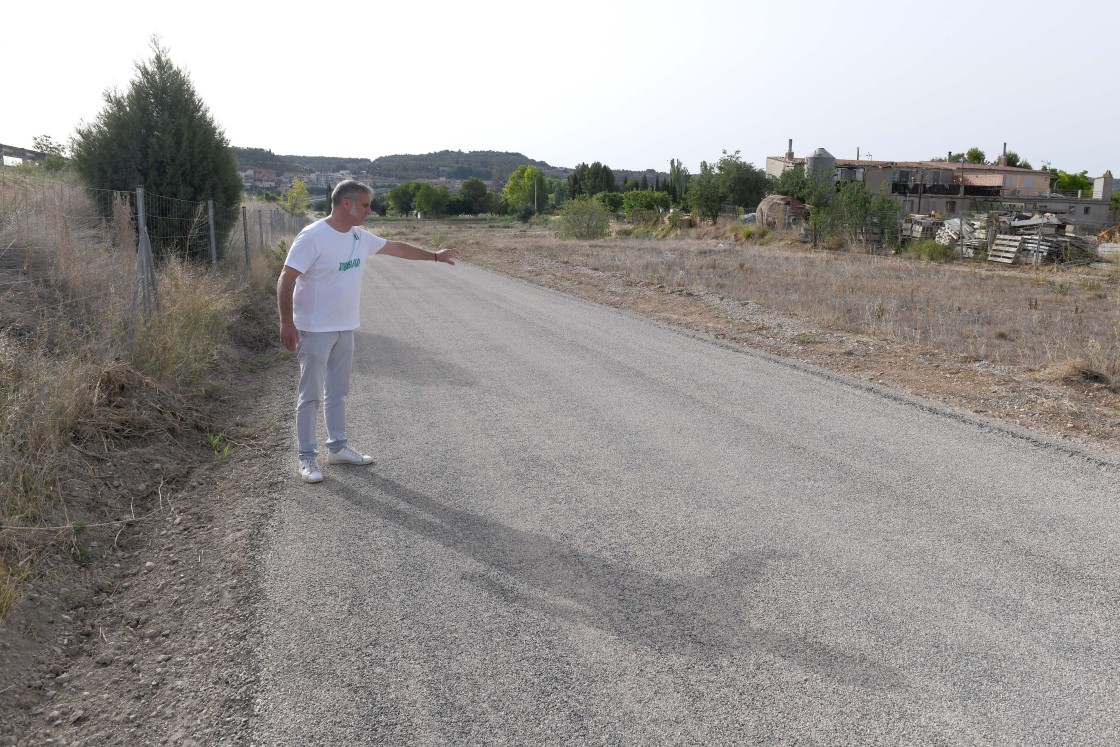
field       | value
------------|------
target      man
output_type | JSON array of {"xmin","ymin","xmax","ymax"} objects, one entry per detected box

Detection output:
[{"xmin": 277, "ymin": 179, "xmax": 459, "ymax": 483}]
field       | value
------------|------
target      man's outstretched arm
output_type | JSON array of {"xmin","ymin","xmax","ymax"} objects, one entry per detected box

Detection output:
[{"xmin": 377, "ymin": 240, "xmax": 459, "ymax": 264}]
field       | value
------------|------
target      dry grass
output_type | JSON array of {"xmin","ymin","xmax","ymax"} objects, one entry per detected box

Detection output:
[
  {"xmin": 0, "ymin": 169, "xmax": 295, "ymax": 617},
  {"xmin": 128, "ymin": 259, "xmax": 244, "ymax": 390}
]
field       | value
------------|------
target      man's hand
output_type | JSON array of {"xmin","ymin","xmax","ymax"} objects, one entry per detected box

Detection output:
[
  {"xmin": 435, "ymin": 247, "xmax": 460, "ymax": 265},
  {"xmin": 280, "ymin": 320, "xmax": 300, "ymax": 353},
  {"xmin": 277, "ymin": 265, "xmax": 302, "ymax": 352}
]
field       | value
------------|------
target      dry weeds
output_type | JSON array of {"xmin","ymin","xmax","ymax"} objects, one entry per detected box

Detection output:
[
  {"xmin": 0, "ymin": 170, "xmax": 289, "ymax": 618},
  {"xmin": 548, "ymin": 237, "xmax": 1119, "ymax": 384}
]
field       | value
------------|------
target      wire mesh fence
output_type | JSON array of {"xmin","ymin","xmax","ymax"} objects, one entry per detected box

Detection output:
[
  {"xmin": 0, "ymin": 169, "xmax": 311, "ymax": 341},
  {"xmin": 225, "ymin": 203, "xmax": 312, "ymax": 274}
]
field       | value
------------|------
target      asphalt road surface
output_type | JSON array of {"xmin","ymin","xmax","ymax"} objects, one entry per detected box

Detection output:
[{"xmin": 251, "ymin": 257, "xmax": 1120, "ymax": 746}]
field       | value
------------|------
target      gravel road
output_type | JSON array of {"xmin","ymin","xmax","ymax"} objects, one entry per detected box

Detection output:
[{"xmin": 251, "ymin": 257, "xmax": 1120, "ymax": 746}]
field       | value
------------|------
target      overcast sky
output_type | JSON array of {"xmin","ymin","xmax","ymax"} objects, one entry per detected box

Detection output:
[{"xmin": 4, "ymin": 0, "xmax": 1117, "ymax": 176}]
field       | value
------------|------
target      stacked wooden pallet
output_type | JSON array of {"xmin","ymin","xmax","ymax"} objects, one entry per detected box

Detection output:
[
  {"xmin": 988, "ymin": 235, "xmax": 1022, "ymax": 264},
  {"xmin": 904, "ymin": 216, "xmax": 942, "ymax": 240},
  {"xmin": 936, "ymin": 218, "xmax": 988, "ymax": 257},
  {"xmin": 934, "ymin": 213, "xmax": 1100, "ymax": 263},
  {"xmin": 1021, "ymin": 235, "xmax": 1055, "ymax": 261},
  {"xmin": 1021, "ymin": 234, "xmax": 1100, "ymax": 262},
  {"xmin": 935, "ymin": 218, "xmax": 961, "ymax": 244}
]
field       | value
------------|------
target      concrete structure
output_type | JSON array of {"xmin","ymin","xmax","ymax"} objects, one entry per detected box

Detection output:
[
  {"xmin": 1092, "ymin": 171, "xmax": 1113, "ymax": 202},
  {"xmin": 0, "ymin": 143, "xmax": 47, "ymax": 164},
  {"xmin": 767, "ymin": 141, "xmax": 1114, "ymax": 228},
  {"xmin": 757, "ymin": 194, "xmax": 806, "ymax": 228}
]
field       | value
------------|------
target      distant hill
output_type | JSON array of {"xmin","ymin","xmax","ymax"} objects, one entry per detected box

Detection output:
[
  {"xmin": 232, "ymin": 147, "xmax": 373, "ymax": 175},
  {"xmin": 370, "ymin": 150, "xmax": 567, "ymax": 182},
  {"xmin": 232, "ymin": 146, "xmax": 665, "ymax": 186}
]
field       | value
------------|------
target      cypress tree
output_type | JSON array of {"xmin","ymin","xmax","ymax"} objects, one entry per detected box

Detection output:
[{"xmin": 72, "ymin": 37, "xmax": 243, "ymax": 261}]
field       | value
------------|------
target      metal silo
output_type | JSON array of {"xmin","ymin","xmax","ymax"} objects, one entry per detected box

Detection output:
[{"xmin": 804, "ymin": 147, "xmax": 836, "ymax": 185}]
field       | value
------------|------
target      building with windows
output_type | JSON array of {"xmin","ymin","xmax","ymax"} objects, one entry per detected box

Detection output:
[{"xmin": 766, "ymin": 141, "xmax": 1113, "ymax": 227}]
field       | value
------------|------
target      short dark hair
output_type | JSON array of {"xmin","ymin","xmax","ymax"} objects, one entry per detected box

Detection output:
[{"xmin": 331, "ymin": 179, "xmax": 373, "ymax": 207}]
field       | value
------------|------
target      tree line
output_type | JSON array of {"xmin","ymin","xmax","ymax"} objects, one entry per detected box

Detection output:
[
  {"xmin": 368, "ymin": 150, "xmax": 774, "ymax": 226},
  {"xmin": 250, "ymin": 145, "xmax": 1120, "ymax": 227}
]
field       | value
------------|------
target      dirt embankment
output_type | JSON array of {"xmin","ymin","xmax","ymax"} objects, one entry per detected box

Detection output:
[{"xmin": 1, "ymin": 294, "xmax": 293, "ymax": 746}]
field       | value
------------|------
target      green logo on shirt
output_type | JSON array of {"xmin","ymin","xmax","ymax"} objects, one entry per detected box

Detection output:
[{"xmin": 338, "ymin": 258, "xmax": 361, "ymax": 272}]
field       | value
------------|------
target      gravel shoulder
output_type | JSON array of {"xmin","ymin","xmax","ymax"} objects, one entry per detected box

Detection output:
[{"xmin": 2, "ymin": 244, "xmax": 1117, "ymax": 745}]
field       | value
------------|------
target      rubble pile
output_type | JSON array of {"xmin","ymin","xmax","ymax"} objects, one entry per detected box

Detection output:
[
  {"xmin": 934, "ymin": 216, "xmax": 992, "ymax": 257},
  {"xmin": 903, "ymin": 215, "xmax": 942, "ymax": 240},
  {"xmin": 932, "ymin": 212, "xmax": 1099, "ymax": 263}
]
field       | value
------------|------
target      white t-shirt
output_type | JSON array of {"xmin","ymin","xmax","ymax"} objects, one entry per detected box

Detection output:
[{"xmin": 284, "ymin": 220, "xmax": 388, "ymax": 332}]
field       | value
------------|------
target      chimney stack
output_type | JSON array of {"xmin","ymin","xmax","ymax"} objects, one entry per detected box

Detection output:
[
  {"xmin": 785, "ymin": 139, "xmax": 794, "ymax": 161},
  {"xmin": 1093, "ymin": 170, "xmax": 1113, "ymax": 202}
]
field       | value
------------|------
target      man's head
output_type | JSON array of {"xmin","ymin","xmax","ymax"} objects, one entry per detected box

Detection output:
[{"xmin": 330, "ymin": 180, "xmax": 374, "ymax": 228}]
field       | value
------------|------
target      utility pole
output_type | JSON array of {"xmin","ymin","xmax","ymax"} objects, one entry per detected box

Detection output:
[{"xmin": 917, "ymin": 168, "xmax": 925, "ymax": 215}]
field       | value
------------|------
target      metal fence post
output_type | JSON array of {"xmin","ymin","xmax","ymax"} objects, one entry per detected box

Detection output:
[
  {"xmin": 207, "ymin": 199, "xmax": 218, "ymax": 270},
  {"xmin": 129, "ymin": 186, "xmax": 159, "ymax": 343},
  {"xmin": 242, "ymin": 205, "xmax": 250, "ymax": 275},
  {"xmin": 135, "ymin": 185, "xmax": 146, "ymax": 245}
]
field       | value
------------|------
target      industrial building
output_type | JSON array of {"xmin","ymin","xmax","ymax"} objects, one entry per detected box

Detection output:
[{"xmin": 765, "ymin": 140, "xmax": 1113, "ymax": 228}]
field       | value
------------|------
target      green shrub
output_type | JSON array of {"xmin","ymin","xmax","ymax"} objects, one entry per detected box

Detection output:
[
  {"xmin": 902, "ymin": 239, "xmax": 957, "ymax": 262},
  {"xmin": 513, "ymin": 204, "xmax": 535, "ymax": 223},
  {"xmin": 555, "ymin": 198, "xmax": 611, "ymax": 240}
]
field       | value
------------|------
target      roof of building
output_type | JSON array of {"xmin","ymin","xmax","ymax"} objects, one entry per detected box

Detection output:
[
  {"xmin": 757, "ymin": 194, "xmax": 806, "ymax": 211},
  {"xmin": 959, "ymin": 173, "xmax": 1006, "ymax": 187},
  {"xmin": 768, "ymin": 154, "xmax": 1050, "ymax": 175}
]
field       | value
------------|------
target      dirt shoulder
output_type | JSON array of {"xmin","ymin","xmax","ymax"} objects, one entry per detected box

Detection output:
[
  {"xmin": 3, "ymin": 241, "xmax": 1117, "ymax": 746},
  {"xmin": 0, "ymin": 308, "xmax": 294, "ymax": 746}
]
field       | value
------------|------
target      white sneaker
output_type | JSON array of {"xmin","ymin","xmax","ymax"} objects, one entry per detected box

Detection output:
[
  {"xmin": 299, "ymin": 458, "xmax": 323, "ymax": 483},
  {"xmin": 328, "ymin": 447, "xmax": 374, "ymax": 465}
]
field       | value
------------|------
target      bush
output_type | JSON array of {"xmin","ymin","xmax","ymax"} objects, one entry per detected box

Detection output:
[
  {"xmin": 902, "ymin": 239, "xmax": 958, "ymax": 262},
  {"xmin": 556, "ymin": 198, "xmax": 611, "ymax": 240},
  {"xmin": 622, "ymin": 189, "xmax": 671, "ymax": 220},
  {"xmin": 728, "ymin": 224, "xmax": 771, "ymax": 243},
  {"xmin": 595, "ymin": 191, "xmax": 624, "ymax": 213},
  {"xmin": 513, "ymin": 203, "xmax": 536, "ymax": 223}
]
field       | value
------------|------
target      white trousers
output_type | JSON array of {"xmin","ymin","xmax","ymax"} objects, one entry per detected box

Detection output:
[{"xmin": 295, "ymin": 330, "xmax": 354, "ymax": 460}]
